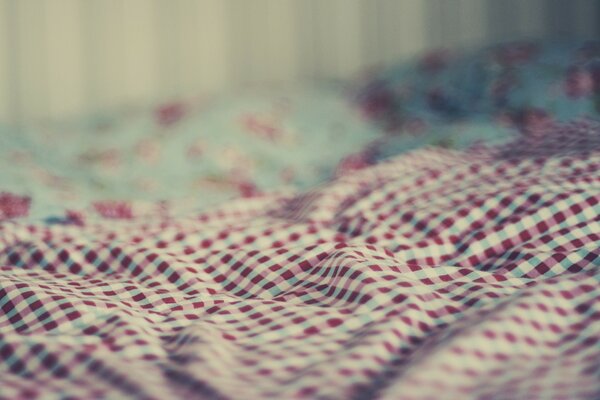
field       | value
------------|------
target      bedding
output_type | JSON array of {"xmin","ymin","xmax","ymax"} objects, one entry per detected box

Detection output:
[
  {"xmin": 1, "ymin": 40, "xmax": 600, "ymax": 399},
  {"xmin": 0, "ymin": 119, "xmax": 599, "ymax": 399},
  {"xmin": 0, "ymin": 86, "xmax": 380, "ymax": 220},
  {"xmin": 355, "ymin": 40, "xmax": 600, "ymax": 136}
]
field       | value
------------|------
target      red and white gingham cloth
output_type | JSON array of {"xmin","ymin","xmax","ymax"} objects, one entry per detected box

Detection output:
[{"xmin": 1, "ymin": 120, "xmax": 599, "ymax": 399}]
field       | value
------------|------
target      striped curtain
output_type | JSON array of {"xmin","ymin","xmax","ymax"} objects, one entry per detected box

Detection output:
[{"xmin": 0, "ymin": 0, "xmax": 598, "ymax": 126}]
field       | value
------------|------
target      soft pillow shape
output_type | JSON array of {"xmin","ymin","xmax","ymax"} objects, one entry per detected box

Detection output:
[
  {"xmin": 354, "ymin": 40, "xmax": 600, "ymax": 136},
  {"xmin": 0, "ymin": 86, "xmax": 381, "ymax": 219}
]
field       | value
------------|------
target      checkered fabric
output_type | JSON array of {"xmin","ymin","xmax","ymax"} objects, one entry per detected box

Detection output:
[{"xmin": 1, "ymin": 119, "xmax": 599, "ymax": 400}]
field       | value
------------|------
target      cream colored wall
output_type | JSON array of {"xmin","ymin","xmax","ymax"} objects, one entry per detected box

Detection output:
[{"xmin": 0, "ymin": 0, "xmax": 598, "ymax": 126}]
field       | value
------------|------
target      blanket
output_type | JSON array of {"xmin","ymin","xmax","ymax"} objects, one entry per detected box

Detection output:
[
  {"xmin": 0, "ymin": 86, "xmax": 380, "ymax": 219},
  {"xmin": 1, "ymin": 119, "xmax": 599, "ymax": 399}
]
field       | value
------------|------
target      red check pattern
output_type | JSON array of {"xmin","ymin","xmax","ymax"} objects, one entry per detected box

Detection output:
[{"xmin": 1, "ymin": 119, "xmax": 599, "ymax": 399}]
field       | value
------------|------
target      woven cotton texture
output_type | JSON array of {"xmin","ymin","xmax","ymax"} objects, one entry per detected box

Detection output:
[{"xmin": 1, "ymin": 120, "xmax": 599, "ymax": 400}]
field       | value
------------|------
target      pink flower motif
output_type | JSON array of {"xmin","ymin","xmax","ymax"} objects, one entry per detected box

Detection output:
[
  {"xmin": 65, "ymin": 210, "xmax": 85, "ymax": 226},
  {"xmin": 493, "ymin": 42, "xmax": 538, "ymax": 67},
  {"xmin": 335, "ymin": 150, "xmax": 375, "ymax": 177},
  {"xmin": 135, "ymin": 139, "xmax": 162, "ymax": 164},
  {"xmin": 0, "ymin": 192, "xmax": 31, "ymax": 219},
  {"xmin": 156, "ymin": 102, "xmax": 187, "ymax": 127},
  {"xmin": 239, "ymin": 114, "xmax": 283, "ymax": 142},
  {"xmin": 359, "ymin": 85, "xmax": 397, "ymax": 122},
  {"xmin": 236, "ymin": 180, "xmax": 260, "ymax": 197},
  {"xmin": 418, "ymin": 49, "xmax": 451, "ymax": 74},
  {"xmin": 518, "ymin": 108, "xmax": 554, "ymax": 137},
  {"xmin": 563, "ymin": 67, "xmax": 595, "ymax": 98},
  {"xmin": 93, "ymin": 200, "xmax": 134, "ymax": 219}
]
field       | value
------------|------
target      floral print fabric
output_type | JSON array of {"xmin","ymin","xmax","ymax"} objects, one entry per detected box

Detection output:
[
  {"xmin": 355, "ymin": 40, "xmax": 600, "ymax": 137},
  {"xmin": 2, "ymin": 40, "xmax": 600, "ymax": 222},
  {"xmin": 0, "ymin": 86, "xmax": 380, "ymax": 220}
]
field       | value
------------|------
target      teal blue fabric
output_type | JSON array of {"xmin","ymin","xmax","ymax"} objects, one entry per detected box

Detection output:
[
  {"xmin": 355, "ymin": 40, "xmax": 600, "ymax": 135},
  {"xmin": 4, "ymin": 40, "xmax": 598, "ymax": 221}
]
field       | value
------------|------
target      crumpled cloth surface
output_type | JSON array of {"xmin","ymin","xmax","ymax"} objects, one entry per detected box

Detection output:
[{"xmin": 0, "ymin": 119, "xmax": 599, "ymax": 399}]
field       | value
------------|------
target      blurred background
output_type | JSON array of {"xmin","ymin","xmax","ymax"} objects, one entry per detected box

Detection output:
[{"xmin": 1, "ymin": 0, "xmax": 599, "ymax": 126}]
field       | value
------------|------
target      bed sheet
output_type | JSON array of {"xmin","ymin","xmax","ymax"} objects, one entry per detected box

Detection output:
[
  {"xmin": 1, "ymin": 40, "xmax": 600, "ymax": 399},
  {"xmin": 0, "ymin": 86, "xmax": 381, "ymax": 220},
  {"xmin": 1, "ymin": 83, "xmax": 517, "ymax": 222},
  {"xmin": 0, "ymin": 119, "xmax": 599, "ymax": 399},
  {"xmin": 355, "ymin": 40, "xmax": 600, "ymax": 135}
]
